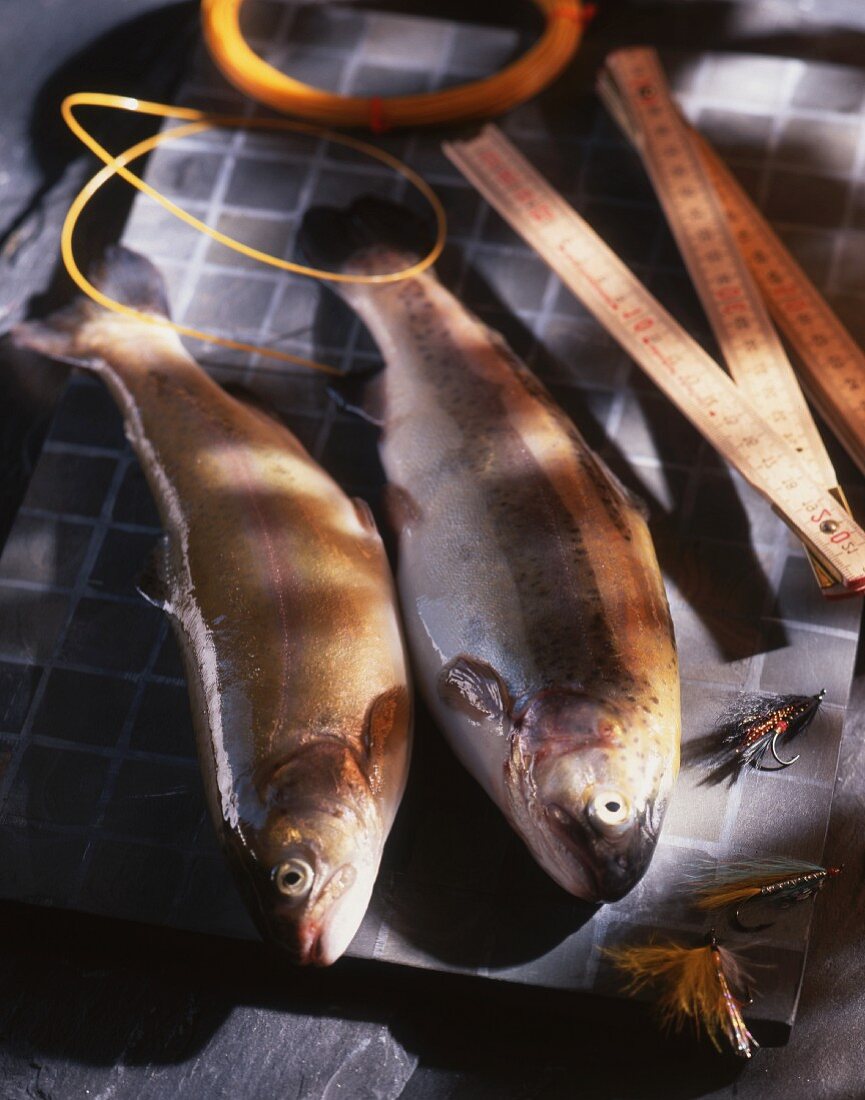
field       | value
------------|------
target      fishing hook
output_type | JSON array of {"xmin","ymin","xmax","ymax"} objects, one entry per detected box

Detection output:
[
  {"xmin": 732, "ymin": 900, "xmax": 775, "ymax": 934},
  {"xmin": 769, "ymin": 727, "xmax": 800, "ymax": 768},
  {"xmin": 733, "ymin": 879, "xmax": 826, "ymax": 933},
  {"xmin": 755, "ymin": 727, "xmax": 800, "ymax": 771}
]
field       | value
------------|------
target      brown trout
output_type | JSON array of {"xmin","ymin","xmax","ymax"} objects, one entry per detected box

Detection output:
[
  {"xmin": 301, "ymin": 199, "xmax": 680, "ymax": 903},
  {"xmin": 13, "ymin": 247, "xmax": 411, "ymax": 963}
]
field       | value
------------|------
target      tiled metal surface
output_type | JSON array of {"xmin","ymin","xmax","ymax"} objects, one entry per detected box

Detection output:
[{"xmin": 1, "ymin": 0, "xmax": 864, "ymax": 1035}]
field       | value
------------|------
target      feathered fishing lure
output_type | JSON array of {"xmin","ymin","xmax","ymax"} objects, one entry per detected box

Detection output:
[
  {"xmin": 606, "ymin": 933, "xmax": 757, "ymax": 1058},
  {"xmin": 688, "ymin": 858, "xmax": 841, "ymax": 930},
  {"xmin": 709, "ymin": 690, "xmax": 825, "ymax": 774}
]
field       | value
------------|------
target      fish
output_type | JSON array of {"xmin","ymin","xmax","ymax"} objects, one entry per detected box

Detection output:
[
  {"xmin": 300, "ymin": 198, "xmax": 681, "ymax": 903},
  {"xmin": 12, "ymin": 246, "xmax": 412, "ymax": 965}
]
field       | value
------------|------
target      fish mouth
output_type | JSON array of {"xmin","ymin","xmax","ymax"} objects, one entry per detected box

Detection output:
[
  {"xmin": 273, "ymin": 918, "xmax": 326, "ymax": 967},
  {"xmin": 265, "ymin": 862, "xmax": 362, "ymax": 967},
  {"xmin": 547, "ymin": 802, "xmax": 658, "ymax": 903},
  {"xmin": 274, "ymin": 918, "xmax": 349, "ymax": 968}
]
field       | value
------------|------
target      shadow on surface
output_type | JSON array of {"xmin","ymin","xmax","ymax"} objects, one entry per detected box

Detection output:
[
  {"xmin": 0, "ymin": 3, "xmax": 196, "ymax": 554},
  {"xmin": 0, "ymin": 894, "xmax": 758, "ymax": 1099},
  {"xmin": 3, "ymin": 1, "xmax": 865, "ymax": 1094},
  {"xmin": 1, "ymin": 2, "xmax": 196, "ymax": 273},
  {"xmin": 0, "ymin": 342, "xmax": 68, "ymax": 548},
  {"xmin": 370, "ymin": 699, "xmax": 600, "ymax": 970},
  {"xmin": 594, "ymin": 0, "xmax": 865, "ymax": 67}
]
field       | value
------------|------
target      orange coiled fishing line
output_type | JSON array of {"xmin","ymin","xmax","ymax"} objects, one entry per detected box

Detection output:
[
  {"xmin": 59, "ymin": 94, "xmax": 447, "ymax": 373},
  {"xmin": 60, "ymin": 4, "xmax": 590, "ymax": 367},
  {"xmin": 202, "ymin": 0, "xmax": 591, "ymax": 130}
]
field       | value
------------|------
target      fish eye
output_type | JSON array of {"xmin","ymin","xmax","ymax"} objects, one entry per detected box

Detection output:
[
  {"xmin": 587, "ymin": 789, "xmax": 632, "ymax": 833},
  {"xmin": 273, "ymin": 858, "xmax": 314, "ymax": 900}
]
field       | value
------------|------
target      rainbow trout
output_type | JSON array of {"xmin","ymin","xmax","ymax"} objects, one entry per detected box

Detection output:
[
  {"xmin": 301, "ymin": 199, "xmax": 680, "ymax": 903},
  {"xmin": 13, "ymin": 247, "xmax": 411, "ymax": 964}
]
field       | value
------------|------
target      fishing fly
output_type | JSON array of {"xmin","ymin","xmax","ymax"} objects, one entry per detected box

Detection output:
[
  {"xmin": 707, "ymin": 690, "xmax": 825, "ymax": 775},
  {"xmin": 688, "ymin": 858, "xmax": 841, "ymax": 931},
  {"xmin": 605, "ymin": 931, "xmax": 757, "ymax": 1058}
]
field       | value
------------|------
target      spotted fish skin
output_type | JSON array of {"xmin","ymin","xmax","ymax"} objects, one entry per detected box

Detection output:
[
  {"xmin": 303, "ymin": 201, "xmax": 680, "ymax": 902},
  {"xmin": 13, "ymin": 247, "xmax": 412, "ymax": 964}
]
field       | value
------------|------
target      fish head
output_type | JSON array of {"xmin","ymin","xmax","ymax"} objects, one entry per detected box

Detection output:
[
  {"xmin": 242, "ymin": 744, "xmax": 382, "ymax": 966},
  {"xmin": 510, "ymin": 689, "xmax": 673, "ymax": 903}
]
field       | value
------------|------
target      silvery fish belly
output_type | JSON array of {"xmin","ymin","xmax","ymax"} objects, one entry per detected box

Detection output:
[
  {"xmin": 13, "ymin": 247, "xmax": 412, "ymax": 964},
  {"xmin": 301, "ymin": 199, "xmax": 680, "ymax": 903}
]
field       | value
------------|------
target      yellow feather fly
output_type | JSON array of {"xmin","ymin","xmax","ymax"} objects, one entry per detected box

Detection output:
[
  {"xmin": 694, "ymin": 883, "xmax": 764, "ymax": 910},
  {"xmin": 605, "ymin": 936, "xmax": 757, "ymax": 1058},
  {"xmin": 688, "ymin": 858, "xmax": 841, "ymax": 925}
]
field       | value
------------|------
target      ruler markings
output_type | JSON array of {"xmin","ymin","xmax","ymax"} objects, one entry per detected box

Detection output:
[
  {"xmin": 600, "ymin": 49, "xmax": 836, "ymax": 491},
  {"xmin": 599, "ymin": 48, "xmax": 843, "ymax": 592},
  {"xmin": 694, "ymin": 130, "xmax": 865, "ymax": 480},
  {"xmin": 444, "ymin": 124, "xmax": 865, "ymax": 593}
]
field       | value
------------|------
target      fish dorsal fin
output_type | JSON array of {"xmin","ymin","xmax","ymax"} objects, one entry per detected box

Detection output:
[
  {"xmin": 438, "ymin": 656, "xmax": 509, "ymax": 724},
  {"xmin": 136, "ymin": 534, "xmax": 175, "ymax": 614}
]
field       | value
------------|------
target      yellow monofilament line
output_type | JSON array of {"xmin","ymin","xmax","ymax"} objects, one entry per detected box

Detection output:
[
  {"xmin": 202, "ymin": 0, "xmax": 588, "ymax": 130},
  {"xmin": 60, "ymin": 93, "xmax": 448, "ymax": 374}
]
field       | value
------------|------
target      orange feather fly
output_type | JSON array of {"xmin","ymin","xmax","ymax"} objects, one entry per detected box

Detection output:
[{"xmin": 606, "ymin": 935, "xmax": 758, "ymax": 1058}]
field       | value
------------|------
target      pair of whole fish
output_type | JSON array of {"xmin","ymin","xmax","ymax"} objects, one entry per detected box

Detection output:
[{"xmin": 14, "ymin": 198, "xmax": 680, "ymax": 965}]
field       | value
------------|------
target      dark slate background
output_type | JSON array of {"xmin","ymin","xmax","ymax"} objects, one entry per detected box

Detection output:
[{"xmin": 2, "ymin": 2, "xmax": 865, "ymax": 1098}]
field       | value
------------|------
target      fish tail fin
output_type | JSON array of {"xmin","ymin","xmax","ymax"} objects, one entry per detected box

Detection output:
[
  {"xmin": 349, "ymin": 196, "xmax": 434, "ymax": 256},
  {"xmin": 12, "ymin": 245, "xmax": 171, "ymax": 368},
  {"xmin": 299, "ymin": 196, "xmax": 436, "ymax": 283},
  {"xmin": 298, "ymin": 206, "xmax": 362, "ymax": 273},
  {"xmin": 89, "ymin": 244, "xmax": 171, "ymax": 318}
]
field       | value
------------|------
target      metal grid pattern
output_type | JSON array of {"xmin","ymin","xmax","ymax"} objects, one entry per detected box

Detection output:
[{"xmin": 1, "ymin": 1, "xmax": 864, "ymax": 1032}]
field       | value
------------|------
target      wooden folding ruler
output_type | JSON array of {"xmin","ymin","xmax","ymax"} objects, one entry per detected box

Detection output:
[
  {"xmin": 443, "ymin": 102, "xmax": 865, "ymax": 597},
  {"xmin": 597, "ymin": 46, "xmax": 853, "ymax": 593}
]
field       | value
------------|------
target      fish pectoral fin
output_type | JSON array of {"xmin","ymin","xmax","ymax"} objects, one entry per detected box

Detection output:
[
  {"xmin": 136, "ymin": 535, "xmax": 175, "ymax": 614},
  {"xmin": 351, "ymin": 497, "xmax": 380, "ymax": 535},
  {"xmin": 438, "ymin": 657, "xmax": 510, "ymax": 724},
  {"xmin": 383, "ymin": 484, "xmax": 422, "ymax": 532},
  {"xmin": 363, "ymin": 685, "xmax": 412, "ymax": 790}
]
